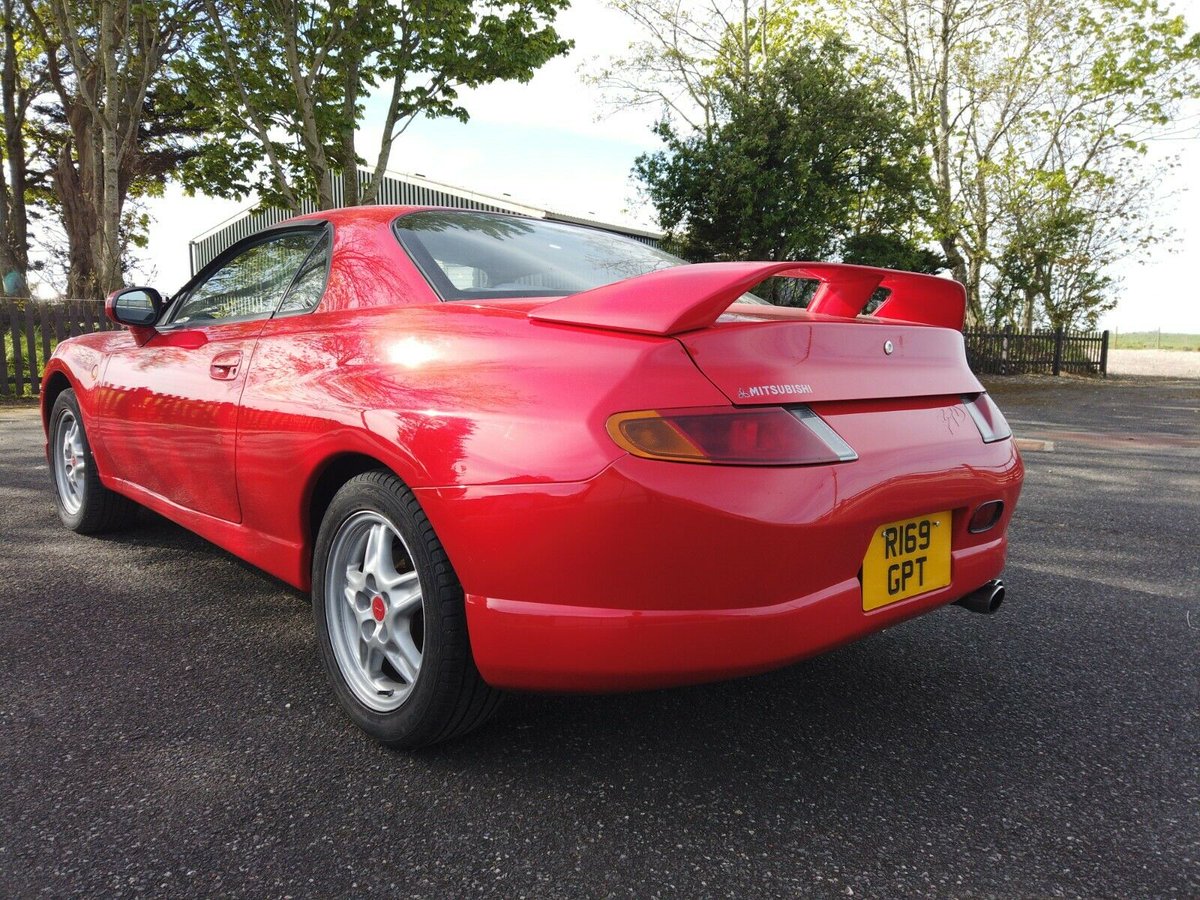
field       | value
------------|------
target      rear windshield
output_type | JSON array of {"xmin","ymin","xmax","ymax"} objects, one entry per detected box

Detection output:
[{"xmin": 393, "ymin": 210, "xmax": 686, "ymax": 300}]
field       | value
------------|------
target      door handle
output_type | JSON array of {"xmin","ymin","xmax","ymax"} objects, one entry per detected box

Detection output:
[{"xmin": 209, "ymin": 350, "xmax": 243, "ymax": 380}]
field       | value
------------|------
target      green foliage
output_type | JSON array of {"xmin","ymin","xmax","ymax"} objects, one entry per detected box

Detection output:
[
  {"xmin": 829, "ymin": 0, "xmax": 1200, "ymax": 330},
  {"xmin": 841, "ymin": 233, "xmax": 947, "ymax": 275},
  {"xmin": 634, "ymin": 35, "xmax": 937, "ymax": 269},
  {"xmin": 180, "ymin": 0, "xmax": 571, "ymax": 210}
]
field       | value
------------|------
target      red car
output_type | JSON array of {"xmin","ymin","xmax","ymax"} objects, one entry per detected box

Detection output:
[{"xmin": 42, "ymin": 206, "xmax": 1023, "ymax": 747}]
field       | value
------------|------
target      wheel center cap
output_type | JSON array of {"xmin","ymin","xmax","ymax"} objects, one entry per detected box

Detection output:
[{"xmin": 371, "ymin": 595, "xmax": 386, "ymax": 622}]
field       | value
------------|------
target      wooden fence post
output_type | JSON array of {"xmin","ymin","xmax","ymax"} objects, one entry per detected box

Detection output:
[
  {"xmin": 1052, "ymin": 327, "xmax": 1064, "ymax": 376},
  {"xmin": 1100, "ymin": 330, "xmax": 1109, "ymax": 378},
  {"xmin": 23, "ymin": 301, "xmax": 38, "ymax": 393},
  {"xmin": 39, "ymin": 303, "xmax": 51, "ymax": 369},
  {"xmin": 8, "ymin": 300, "xmax": 24, "ymax": 395}
]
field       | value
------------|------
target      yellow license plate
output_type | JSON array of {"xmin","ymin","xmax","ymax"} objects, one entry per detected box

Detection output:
[{"xmin": 861, "ymin": 511, "xmax": 952, "ymax": 611}]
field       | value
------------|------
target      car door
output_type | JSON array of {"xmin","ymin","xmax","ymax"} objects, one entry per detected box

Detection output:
[{"xmin": 95, "ymin": 226, "xmax": 328, "ymax": 522}]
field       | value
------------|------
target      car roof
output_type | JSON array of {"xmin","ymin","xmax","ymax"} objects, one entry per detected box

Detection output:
[{"xmin": 281, "ymin": 205, "xmax": 513, "ymax": 229}]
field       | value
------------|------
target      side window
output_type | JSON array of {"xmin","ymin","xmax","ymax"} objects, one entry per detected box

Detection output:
[
  {"xmin": 167, "ymin": 230, "xmax": 321, "ymax": 326},
  {"xmin": 275, "ymin": 231, "xmax": 331, "ymax": 316}
]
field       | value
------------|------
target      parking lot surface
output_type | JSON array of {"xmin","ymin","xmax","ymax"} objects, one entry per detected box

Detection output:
[{"xmin": 1, "ymin": 375, "xmax": 1197, "ymax": 898}]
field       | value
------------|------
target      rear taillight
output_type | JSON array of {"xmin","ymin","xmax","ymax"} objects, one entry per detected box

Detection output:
[
  {"xmin": 606, "ymin": 406, "xmax": 857, "ymax": 466},
  {"xmin": 963, "ymin": 393, "xmax": 1012, "ymax": 443}
]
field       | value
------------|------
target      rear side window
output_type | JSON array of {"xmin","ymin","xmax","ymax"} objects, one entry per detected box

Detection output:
[
  {"xmin": 167, "ymin": 229, "xmax": 323, "ymax": 326},
  {"xmin": 275, "ymin": 230, "xmax": 332, "ymax": 316}
]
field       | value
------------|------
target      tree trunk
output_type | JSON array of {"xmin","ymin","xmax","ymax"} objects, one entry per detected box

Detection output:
[
  {"xmin": 966, "ymin": 256, "xmax": 983, "ymax": 327},
  {"xmin": 0, "ymin": 0, "xmax": 29, "ymax": 295},
  {"xmin": 340, "ymin": 127, "xmax": 359, "ymax": 207},
  {"xmin": 96, "ymin": 0, "xmax": 123, "ymax": 293},
  {"xmin": 279, "ymin": 4, "xmax": 335, "ymax": 210},
  {"xmin": 55, "ymin": 146, "xmax": 100, "ymax": 298},
  {"xmin": 339, "ymin": 50, "xmax": 361, "ymax": 207},
  {"xmin": 931, "ymin": 1, "xmax": 968, "ymax": 306}
]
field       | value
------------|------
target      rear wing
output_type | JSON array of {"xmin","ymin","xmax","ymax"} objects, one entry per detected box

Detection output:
[{"xmin": 529, "ymin": 261, "xmax": 966, "ymax": 336}]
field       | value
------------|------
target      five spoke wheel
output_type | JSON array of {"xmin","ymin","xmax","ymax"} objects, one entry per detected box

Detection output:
[
  {"xmin": 52, "ymin": 410, "xmax": 86, "ymax": 516},
  {"xmin": 312, "ymin": 469, "xmax": 501, "ymax": 746},
  {"xmin": 325, "ymin": 511, "xmax": 425, "ymax": 712}
]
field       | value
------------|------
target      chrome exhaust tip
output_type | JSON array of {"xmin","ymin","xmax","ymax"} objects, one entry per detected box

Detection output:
[{"xmin": 955, "ymin": 579, "xmax": 1005, "ymax": 614}]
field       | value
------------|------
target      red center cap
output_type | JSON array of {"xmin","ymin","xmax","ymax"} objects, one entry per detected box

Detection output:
[{"xmin": 371, "ymin": 595, "xmax": 386, "ymax": 622}]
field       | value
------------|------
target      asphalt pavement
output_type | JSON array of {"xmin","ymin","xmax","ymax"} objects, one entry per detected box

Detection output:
[{"xmin": 1, "ymin": 375, "xmax": 1197, "ymax": 898}]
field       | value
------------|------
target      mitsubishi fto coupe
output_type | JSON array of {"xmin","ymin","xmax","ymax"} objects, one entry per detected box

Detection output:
[{"xmin": 42, "ymin": 207, "xmax": 1023, "ymax": 747}]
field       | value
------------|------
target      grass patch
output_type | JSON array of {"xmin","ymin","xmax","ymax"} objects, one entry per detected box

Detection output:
[{"xmin": 1109, "ymin": 331, "xmax": 1200, "ymax": 351}]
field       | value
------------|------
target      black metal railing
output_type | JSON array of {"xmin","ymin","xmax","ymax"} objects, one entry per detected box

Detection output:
[{"xmin": 965, "ymin": 326, "xmax": 1109, "ymax": 377}]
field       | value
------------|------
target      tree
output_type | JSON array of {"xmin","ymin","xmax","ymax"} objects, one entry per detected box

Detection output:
[
  {"xmin": 988, "ymin": 0, "xmax": 1198, "ymax": 329},
  {"xmin": 184, "ymin": 0, "xmax": 572, "ymax": 213},
  {"xmin": 0, "ymin": 0, "xmax": 43, "ymax": 297},
  {"xmin": 23, "ymin": 0, "xmax": 203, "ymax": 296},
  {"xmin": 839, "ymin": 0, "xmax": 1200, "ymax": 323},
  {"xmin": 591, "ymin": 0, "xmax": 806, "ymax": 137},
  {"xmin": 633, "ymin": 34, "xmax": 937, "ymax": 272}
]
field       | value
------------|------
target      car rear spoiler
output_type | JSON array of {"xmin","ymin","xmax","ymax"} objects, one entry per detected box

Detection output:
[{"xmin": 528, "ymin": 261, "xmax": 966, "ymax": 336}]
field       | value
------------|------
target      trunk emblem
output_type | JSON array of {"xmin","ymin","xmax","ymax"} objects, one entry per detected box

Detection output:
[
  {"xmin": 884, "ymin": 340, "xmax": 895, "ymax": 355},
  {"xmin": 736, "ymin": 383, "xmax": 813, "ymax": 399}
]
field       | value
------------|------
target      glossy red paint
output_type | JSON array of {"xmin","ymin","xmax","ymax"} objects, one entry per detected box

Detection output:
[
  {"xmin": 42, "ymin": 205, "xmax": 1023, "ymax": 693},
  {"xmin": 530, "ymin": 260, "xmax": 966, "ymax": 335},
  {"xmin": 103, "ymin": 290, "xmax": 157, "ymax": 346}
]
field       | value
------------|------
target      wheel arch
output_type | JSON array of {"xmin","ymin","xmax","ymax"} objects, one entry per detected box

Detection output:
[
  {"xmin": 304, "ymin": 451, "xmax": 407, "ymax": 559},
  {"xmin": 40, "ymin": 368, "xmax": 74, "ymax": 434}
]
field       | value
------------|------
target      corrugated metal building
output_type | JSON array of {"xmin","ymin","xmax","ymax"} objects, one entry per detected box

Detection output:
[{"xmin": 188, "ymin": 168, "xmax": 663, "ymax": 275}]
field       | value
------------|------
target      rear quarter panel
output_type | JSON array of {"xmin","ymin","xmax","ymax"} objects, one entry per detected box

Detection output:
[{"xmin": 234, "ymin": 304, "xmax": 729, "ymax": 588}]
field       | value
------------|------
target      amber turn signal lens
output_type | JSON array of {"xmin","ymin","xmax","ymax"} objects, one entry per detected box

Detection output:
[
  {"xmin": 607, "ymin": 406, "xmax": 857, "ymax": 466},
  {"xmin": 608, "ymin": 411, "xmax": 710, "ymax": 462}
]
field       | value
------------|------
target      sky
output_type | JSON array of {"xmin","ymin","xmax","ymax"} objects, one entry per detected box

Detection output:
[{"xmin": 137, "ymin": 0, "xmax": 1200, "ymax": 334}]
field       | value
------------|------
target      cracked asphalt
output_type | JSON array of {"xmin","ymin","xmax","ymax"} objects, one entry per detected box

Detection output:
[{"xmin": 1, "ymin": 375, "xmax": 1197, "ymax": 898}]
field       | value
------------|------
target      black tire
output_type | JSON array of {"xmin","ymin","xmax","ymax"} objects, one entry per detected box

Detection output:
[
  {"xmin": 48, "ymin": 389, "xmax": 139, "ymax": 534},
  {"xmin": 312, "ymin": 470, "xmax": 501, "ymax": 748}
]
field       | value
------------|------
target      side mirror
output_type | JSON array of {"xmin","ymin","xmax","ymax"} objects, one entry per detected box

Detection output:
[{"xmin": 106, "ymin": 286, "xmax": 164, "ymax": 329}]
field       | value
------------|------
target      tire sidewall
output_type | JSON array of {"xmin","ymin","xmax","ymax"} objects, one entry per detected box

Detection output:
[{"xmin": 312, "ymin": 474, "xmax": 453, "ymax": 746}]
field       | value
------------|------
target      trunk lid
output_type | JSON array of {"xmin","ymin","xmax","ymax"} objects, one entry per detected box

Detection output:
[{"xmin": 678, "ymin": 305, "xmax": 982, "ymax": 404}]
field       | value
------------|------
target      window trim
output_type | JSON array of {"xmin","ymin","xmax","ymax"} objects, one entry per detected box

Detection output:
[
  {"xmin": 390, "ymin": 214, "xmax": 468, "ymax": 302},
  {"xmin": 159, "ymin": 221, "xmax": 332, "ymax": 329},
  {"xmin": 272, "ymin": 227, "xmax": 334, "ymax": 319}
]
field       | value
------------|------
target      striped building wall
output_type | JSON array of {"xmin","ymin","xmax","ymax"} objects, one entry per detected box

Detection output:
[{"xmin": 189, "ymin": 168, "xmax": 663, "ymax": 275}]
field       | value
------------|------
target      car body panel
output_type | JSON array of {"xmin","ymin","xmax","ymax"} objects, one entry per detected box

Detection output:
[
  {"xmin": 529, "ymin": 260, "xmax": 967, "ymax": 334},
  {"xmin": 94, "ymin": 319, "xmax": 266, "ymax": 521},
  {"xmin": 678, "ymin": 314, "xmax": 983, "ymax": 403},
  {"xmin": 420, "ymin": 399, "xmax": 1022, "ymax": 689},
  {"xmin": 42, "ymin": 205, "xmax": 1024, "ymax": 693}
]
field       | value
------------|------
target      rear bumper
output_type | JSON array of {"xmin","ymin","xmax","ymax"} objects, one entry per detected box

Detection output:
[
  {"xmin": 417, "ymin": 415, "xmax": 1023, "ymax": 692},
  {"xmin": 466, "ymin": 536, "xmax": 1007, "ymax": 691}
]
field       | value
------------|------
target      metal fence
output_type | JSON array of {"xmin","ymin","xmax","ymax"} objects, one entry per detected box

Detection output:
[
  {"xmin": 964, "ymin": 326, "xmax": 1109, "ymax": 377},
  {"xmin": 1, "ymin": 299, "xmax": 115, "ymax": 397}
]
